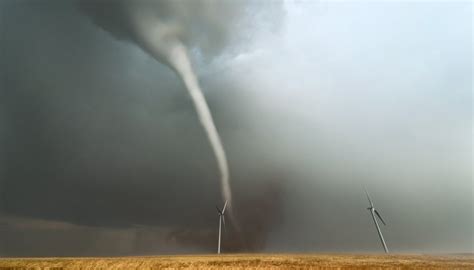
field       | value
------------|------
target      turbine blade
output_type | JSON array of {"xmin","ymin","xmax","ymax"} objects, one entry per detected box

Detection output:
[
  {"xmin": 365, "ymin": 187, "xmax": 374, "ymax": 207},
  {"xmin": 216, "ymin": 206, "xmax": 222, "ymax": 215},
  {"xmin": 222, "ymin": 215, "xmax": 226, "ymax": 233},
  {"xmin": 222, "ymin": 200, "xmax": 228, "ymax": 214},
  {"xmin": 375, "ymin": 209, "xmax": 386, "ymax": 225}
]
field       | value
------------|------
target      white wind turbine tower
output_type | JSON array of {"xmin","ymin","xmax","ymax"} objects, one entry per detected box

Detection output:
[
  {"xmin": 216, "ymin": 200, "xmax": 227, "ymax": 254},
  {"xmin": 365, "ymin": 188, "xmax": 389, "ymax": 253}
]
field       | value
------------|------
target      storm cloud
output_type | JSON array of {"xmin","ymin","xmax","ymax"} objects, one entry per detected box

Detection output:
[{"xmin": 0, "ymin": 0, "xmax": 472, "ymax": 256}]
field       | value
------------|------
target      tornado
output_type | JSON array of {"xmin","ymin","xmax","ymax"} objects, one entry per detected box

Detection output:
[
  {"xmin": 168, "ymin": 44, "xmax": 233, "ymax": 207},
  {"xmin": 126, "ymin": 6, "xmax": 233, "ymax": 214},
  {"xmin": 80, "ymin": 0, "xmax": 283, "ymax": 226}
]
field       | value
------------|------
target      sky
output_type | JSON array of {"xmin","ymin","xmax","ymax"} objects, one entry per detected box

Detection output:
[{"xmin": 0, "ymin": 0, "xmax": 472, "ymax": 256}]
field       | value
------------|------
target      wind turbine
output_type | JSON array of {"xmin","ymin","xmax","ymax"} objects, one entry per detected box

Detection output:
[
  {"xmin": 216, "ymin": 200, "xmax": 227, "ymax": 254},
  {"xmin": 365, "ymin": 188, "xmax": 389, "ymax": 253}
]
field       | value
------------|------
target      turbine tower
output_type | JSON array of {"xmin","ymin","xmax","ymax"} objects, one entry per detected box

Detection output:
[
  {"xmin": 216, "ymin": 200, "xmax": 227, "ymax": 254},
  {"xmin": 365, "ymin": 188, "xmax": 389, "ymax": 253}
]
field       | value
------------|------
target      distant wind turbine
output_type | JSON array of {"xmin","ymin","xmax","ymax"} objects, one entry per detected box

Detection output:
[
  {"xmin": 365, "ymin": 188, "xmax": 389, "ymax": 253},
  {"xmin": 216, "ymin": 200, "xmax": 227, "ymax": 254}
]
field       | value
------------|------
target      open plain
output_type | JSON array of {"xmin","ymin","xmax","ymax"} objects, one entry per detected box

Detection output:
[{"xmin": 0, "ymin": 254, "xmax": 472, "ymax": 270}]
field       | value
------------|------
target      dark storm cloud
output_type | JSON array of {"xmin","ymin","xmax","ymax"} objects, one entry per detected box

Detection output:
[
  {"xmin": 0, "ymin": 0, "xmax": 286, "ymax": 255},
  {"xmin": 79, "ymin": 0, "xmax": 251, "ymax": 60}
]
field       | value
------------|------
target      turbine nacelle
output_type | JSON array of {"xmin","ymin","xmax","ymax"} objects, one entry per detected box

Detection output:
[{"xmin": 216, "ymin": 200, "xmax": 228, "ymax": 216}]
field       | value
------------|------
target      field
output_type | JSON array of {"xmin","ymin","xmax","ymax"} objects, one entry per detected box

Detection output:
[{"xmin": 0, "ymin": 254, "xmax": 473, "ymax": 270}]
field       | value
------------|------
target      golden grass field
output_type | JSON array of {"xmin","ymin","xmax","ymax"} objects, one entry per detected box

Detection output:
[{"xmin": 0, "ymin": 254, "xmax": 473, "ymax": 270}]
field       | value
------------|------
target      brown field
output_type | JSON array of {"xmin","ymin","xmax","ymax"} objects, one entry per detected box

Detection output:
[{"xmin": 0, "ymin": 254, "xmax": 472, "ymax": 270}]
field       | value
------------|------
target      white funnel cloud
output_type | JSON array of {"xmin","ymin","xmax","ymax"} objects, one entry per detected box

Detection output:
[
  {"xmin": 128, "ymin": 4, "xmax": 232, "ymax": 207},
  {"xmin": 168, "ymin": 45, "xmax": 233, "ymax": 206},
  {"xmin": 80, "ymin": 0, "xmax": 284, "ymax": 222}
]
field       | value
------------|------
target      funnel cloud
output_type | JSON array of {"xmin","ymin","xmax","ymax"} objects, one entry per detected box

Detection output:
[
  {"xmin": 79, "ymin": 0, "xmax": 283, "ymax": 219},
  {"xmin": 83, "ymin": 0, "xmax": 240, "ymax": 216}
]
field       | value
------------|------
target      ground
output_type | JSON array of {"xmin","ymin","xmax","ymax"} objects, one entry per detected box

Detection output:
[{"xmin": 0, "ymin": 254, "xmax": 473, "ymax": 269}]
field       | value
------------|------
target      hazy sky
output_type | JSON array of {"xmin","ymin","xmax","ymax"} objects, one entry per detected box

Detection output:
[{"xmin": 0, "ymin": 0, "xmax": 472, "ymax": 256}]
